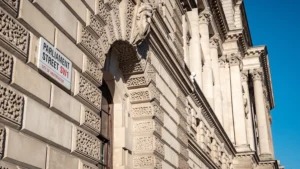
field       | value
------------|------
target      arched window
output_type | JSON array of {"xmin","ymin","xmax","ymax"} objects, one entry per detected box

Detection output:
[{"xmin": 98, "ymin": 81, "xmax": 113, "ymax": 169}]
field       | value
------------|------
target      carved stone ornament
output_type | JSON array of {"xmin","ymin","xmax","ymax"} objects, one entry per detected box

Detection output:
[
  {"xmin": 0, "ymin": 127, "xmax": 5, "ymax": 158},
  {"xmin": 251, "ymin": 68, "xmax": 263, "ymax": 81},
  {"xmin": 228, "ymin": 53, "xmax": 242, "ymax": 67},
  {"xmin": 199, "ymin": 11, "xmax": 211, "ymax": 24},
  {"xmin": 73, "ymin": 128, "xmax": 101, "ymax": 162},
  {"xmin": 0, "ymin": 47, "xmax": 13, "ymax": 82},
  {"xmin": 210, "ymin": 36, "xmax": 220, "ymax": 49},
  {"xmin": 218, "ymin": 55, "xmax": 227, "ymax": 68},
  {"xmin": 0, "ymin": 7, "xmax": 29, "ymax": 58},
  {"xmin": 241, "ymin": 71, "xmax": 249, "ymax": 82},
  {"xmin": 133, "ymin": 136, "xmax": 164, "ymax": 157},
  {"xmin": 0, "ymin": 83, "xmax": 24, "ymax": 126},
  {"xmin": 131, "ymin": 3, "xmax": 153, "ymax": 46},
  {"xmin": 131, "ymin": 101, "xmax": 164, "ymax": 123},
  {"xmin": 81, "ymin": 107, "xmax": 101, "ymax": 135},
  {"xmin": 133, "ymin": 119, "xmax": 162, "ymax": 136},
  {"xmin": 133, "ymin": 155, "xmax": 162, "ymax": 169}
]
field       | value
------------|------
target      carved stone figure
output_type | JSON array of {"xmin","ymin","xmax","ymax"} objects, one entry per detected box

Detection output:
[{"xmin": 132, "ymin": 3, "xmax": 153, "ymax": 45}]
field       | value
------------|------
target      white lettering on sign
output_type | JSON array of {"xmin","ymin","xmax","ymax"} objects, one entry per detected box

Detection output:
[{"xmin": 38, "ymin": 37, "xmax": 72, "ymax": 89}]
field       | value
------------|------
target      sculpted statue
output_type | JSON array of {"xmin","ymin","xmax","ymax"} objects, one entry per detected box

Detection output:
[{"xmin": 132, "ymin": 3, "xmax": 153, "ymax": 45}]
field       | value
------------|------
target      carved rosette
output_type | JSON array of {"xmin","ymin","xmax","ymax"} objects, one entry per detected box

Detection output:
[
  {"xmin": 133, "ymin": 155, "xmax": 162, "ymax": 169},
  {"xmin": 72, "ymin": 127, "xmax": 102, "ymax": 162},
  {"xmin": 0, "ymin": 47, "xmax": 13, "ymax": 82},
  {"xmin": 75, "ymin": 74, "xmax": 102, "ymax": 111},
  {"xmin": 0, "ymin": 83, "xmax": 24, "ymax": 126},
  {"xmin": 241, "ymin": 71, "xmax": 249, "ymax": 82},
  {"xmin": 133, "ymin": 135, "xmax": 164, "ymax": 157},
  {"xmin": 0, "ymin": 127, "xmax": 5, "ymax": 158},
  {"xmin": 0, "ymin": 8, "xmax": 29, "ymax": 59},
  {"xmin": 80, "ymin": 106, "xmax": 101, "ymax": 135},
  {"xmin": 251, "ymin": 68, "xmax": 264, "ymax": 81},
  {"xmin": 199, "ymin": 11, "xmax": 211, "ymax": 25}
]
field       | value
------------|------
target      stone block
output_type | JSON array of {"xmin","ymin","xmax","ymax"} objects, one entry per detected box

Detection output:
[
  {"xmin": 133, "ymin": 135, "xmax": 164, "ymax": 157},
  {"xmin": 11, "ymin": 57, "xmax": 51, "ymax": 106},
  {"xmin": 22, "ymin": 97, "xmax": 73, "ymax": 150},
  {"xmin": 33, "ymin": 0, "xmax": 78, "ymax": 41},
  {"xmin": 129, "ymin": 83, "xmax": 160, "ymax": 103},
  {"xmin": 80, "ymin": 106, "xmax": 101, "ymax": 135},
  {"xmin": 164, "ymin": 114, "xmax": 178, "ymax": 137},
  {"xmin": 55, "ymin": 29, "xmax": 84, "ymax": 71},
  {"xmin": 50, "ymin": 84, "xmax": 81, "ymax": 124},
  {"xmin": 164, "ymin": 145, "xmax": 179, "ymax": 168},
  {"xmin": 73, "ymin": 70, "xmax": 102, "ymax": 112},
  {"xmin": 82, "ymin": 55, "xmax": 103, "ymax": 86},
  {"xmin": 0, "ymin": 81, "xmax": 24, "ymax": 129},
  {"xmin": 0, "ymin": 0, "xmax": 19, "ymax": 16},
  {"xmin": 0, "ymin": 7, "xmax": 29, "ymax": 61},
  {"xmin": 71, "ymin": 126, "xmax": 102, "ymax": 163},
  {"xmin": 133, "ymin": 155, "xmax": 162, "ymax": 169},
  {"xmin": 0, "ymin": 160, "xmax": 18, "ymax": 169},
  {"xmin": 46, "ymin": 146, "xmax": 80, "ymax": 169},
  {"xmin": 0, "ymin": 46, "xmax": 13, "ymax": 83},
  {"xmin": 79, "ymin": 160, "xmax": 98, "ymax": 169},
  {"xmin": 131, "ymin": 101, "xmax": 164, "ymax": 124},
  {"xmin": 83, "ymin": 0, "xmax": 96, "ymax": 14},
  {"xmin": 26, "ymin": 32, "xmax": 39, "ymax": 69},
  {"xmin": 18, "ymin": 0, "xmax": 55, "ymax": 44},
  {"xmin": 3, "ymin": 127, "xmax": 47, "ymax": 169},
  {"xmin": 160, "ymin": 97, "xmax": 179, "ymax": 123},
  {"xmin": 162, "ymin": 128, "xmax": 180, "ymax": 153},
  {"xmin": 61, "ymin": 0, "xmax": 86, "ymax": 24}
]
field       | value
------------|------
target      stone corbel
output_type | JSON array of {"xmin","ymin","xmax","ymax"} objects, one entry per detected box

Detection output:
[{"xmin": 131, "ymin": 2, "xmax": 154, "ymax": 46}]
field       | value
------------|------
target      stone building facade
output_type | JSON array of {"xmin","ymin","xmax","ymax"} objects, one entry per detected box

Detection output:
[{"xmin": 0, "ymin": 0, "xmax": 283, "ymax": 169}]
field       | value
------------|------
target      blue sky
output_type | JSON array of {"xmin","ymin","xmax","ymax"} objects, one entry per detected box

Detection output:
[{"xmin": 244, "ymin": 0, "xmax": 300, "ymax": 168}]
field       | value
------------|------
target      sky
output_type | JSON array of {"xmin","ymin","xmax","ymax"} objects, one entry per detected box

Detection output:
[{"xmin": 244, "ymin": 0, "xmax": 300, "ymax": 168}]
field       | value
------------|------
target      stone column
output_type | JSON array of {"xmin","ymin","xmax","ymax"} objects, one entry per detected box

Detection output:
[
  {"xmin": 187, "ymin": 9, "xmax": 202, "ymax": 87},
  {"xmin": 199, "ymin": 11, "xmax": 214, "ymax": 107},
  {"xmin": 210, "ymin": 36, "xmax": 223, "ymax": 124},
  {"xmin": 219, "ymin": 55, "xmax": 235, "ymax": 143},
  {"xmin": 241, "ymin": 71, "xmax": 255, "ymax": 151},
  {"xmin": 251, "ymin": 68, "xmax": 272, "ymax": 158},
  {"xmin": 228, "ymin": 54, "xmax": 249, "ymax": 151}
]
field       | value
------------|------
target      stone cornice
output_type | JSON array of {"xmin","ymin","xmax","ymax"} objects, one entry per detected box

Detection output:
[
  {"xmin": 235, "ymin": 151, "xmax": 260, "ymax": 166},
  {"xmin": 208, "ymin": 0, "xmax": 229, "ymax": 42},
  {"xmin": 245, "ymin": 46, "xmax": 275, "ymax": 109},
  {"xmin": 225, "ymin": 29, "xmax": 249, "ymax": 56},
  {"xmin": 190, "ymin": 81, "xmax": 236, "ymax": 156}
]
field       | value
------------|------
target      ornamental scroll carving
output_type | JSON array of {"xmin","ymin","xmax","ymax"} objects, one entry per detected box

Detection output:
[
  {"xmin": 0, "ymin": 83, "xmax": 24, "ymax": 126},
  {"xmin": 251, "ymin": 68, "xmax": 263, "ymax": 81},
  {"xmin": 0, "ymin": 47, "xmax": 13, "ymax": 82},
  {"xmin": 77, "ymin": 75, "xmax": 102, "ymax": 110},
  {"xmin": 132, "ymin": 3, "xmax": 153, "ymax": 46},
  {"xmin": 74, "ymin": 128, "xmax": 101, "ymax": 162},
  {"xmin": 0, "ymin": 8, "xmax": 29, "ymax": 58}
]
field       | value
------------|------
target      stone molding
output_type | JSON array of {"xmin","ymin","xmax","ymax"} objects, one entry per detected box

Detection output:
[
  {"xmin": 0, "ymin": 7, "xmax": 29, "ymax": 60},
  {"xmin": 251, "ymin": 68, "xmax": 263, "ymax": 81}
]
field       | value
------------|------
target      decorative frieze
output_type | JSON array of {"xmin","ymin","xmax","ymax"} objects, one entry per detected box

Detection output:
[
  {"xmin": 0, "ymin": 127, "xmax": 5, "ymax": 158},
  {"xmin": 80, "ymin": 106, "xmax": 101, "ymax": 135},
  {"xmin": 129, "ymin": 83, "xmax": 160, "ymax": 103},
  {"xmin": 133, "ymin": 155, "xmax": 162, "ymax": 169},
  {"xmin": 72, "ymin": 127, "xmax": 101, "ymax": 162},
  {"xmin": 0, "ymin": 83, "xmax": 24, "ymax": 126},
  {"xmin": 133, "ymin": 135, "xmax": 164, "ymax": 157},
  {"xmin": 74, "ymin": 74, "xmax": 102, "ymax": 111},
  {"xmin": 0, "ymin": 47, "xmax": 13, "ymax": 82},
  {"xmin": 83, "ymin": 56, "xmax": 103, "ymax": 86},
  {"xmin": 0, "ymin": 7, "xmax": 29, "ymax": 59}
]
